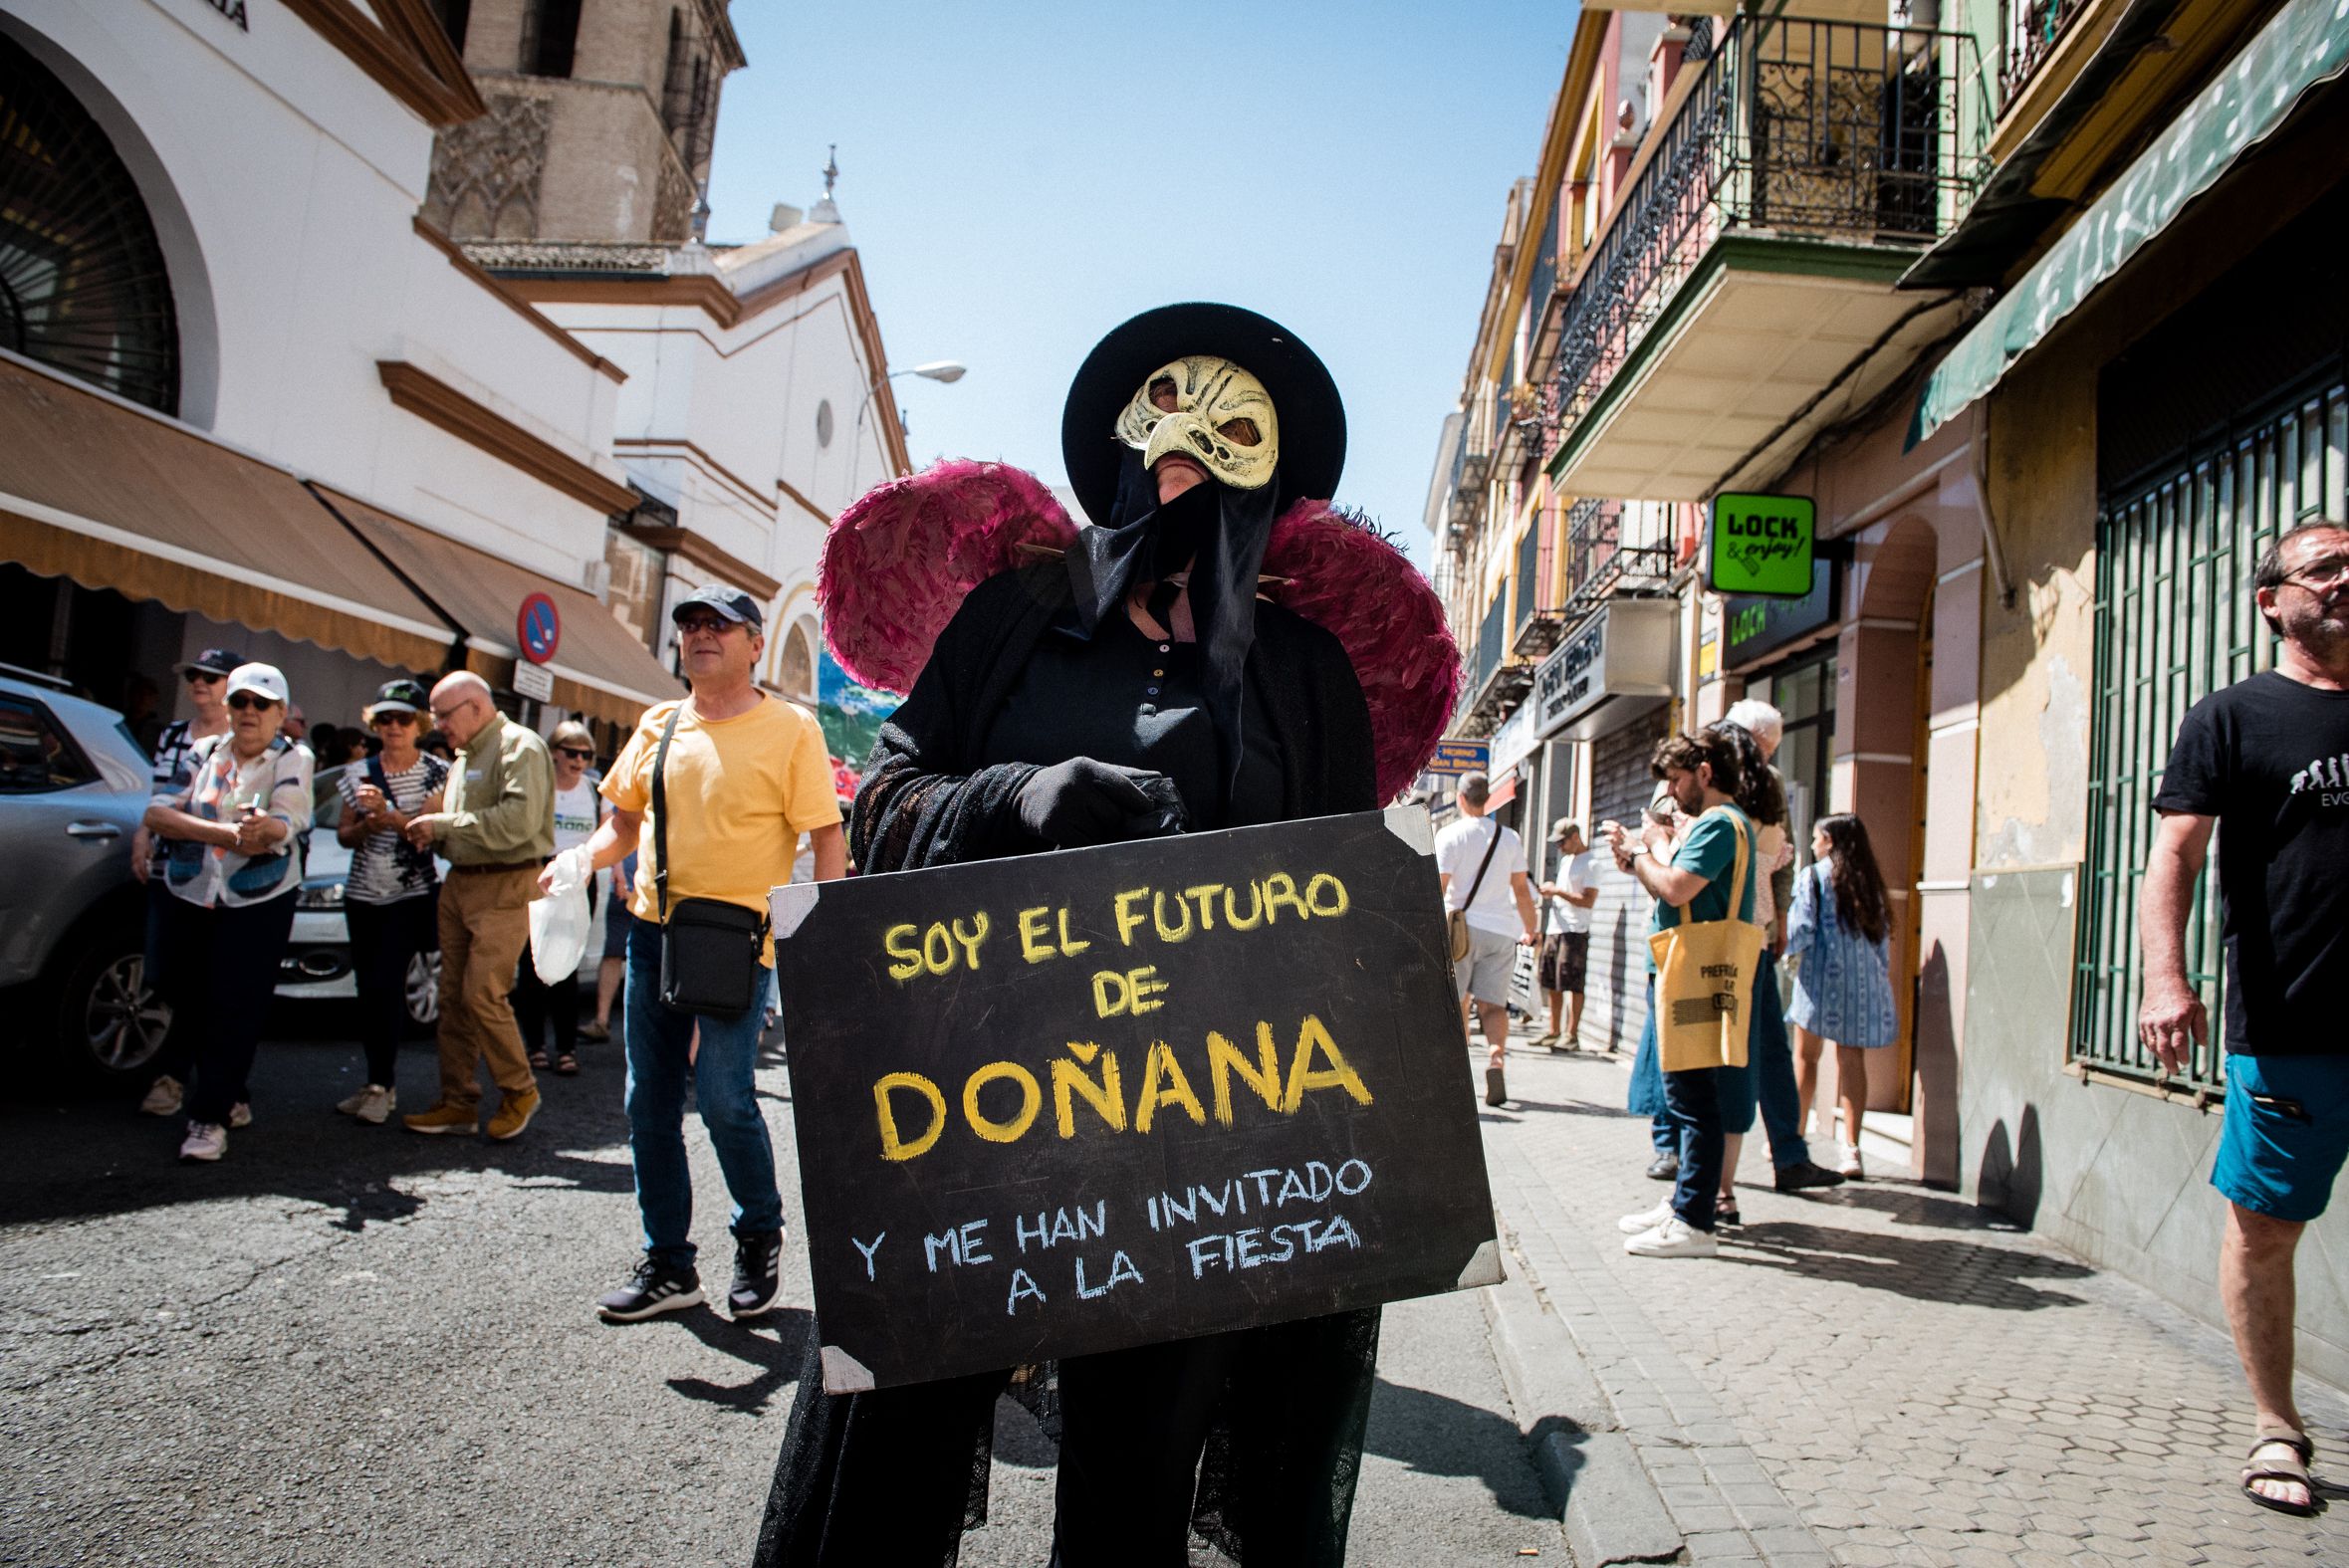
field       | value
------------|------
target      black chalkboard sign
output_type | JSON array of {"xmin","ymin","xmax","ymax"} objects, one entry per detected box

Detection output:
[{"xmin": 769, "ymin": 805, "xmax": 1502, "ymax": 1393}]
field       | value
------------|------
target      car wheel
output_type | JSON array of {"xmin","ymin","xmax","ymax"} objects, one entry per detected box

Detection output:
[
  {"xmin": 58, "ymin": 944, "xmax": 172, "ymax": 1083},
  {"xmin": 405, "ymin": 951, "xmax": 441, "ymax": 1030}
]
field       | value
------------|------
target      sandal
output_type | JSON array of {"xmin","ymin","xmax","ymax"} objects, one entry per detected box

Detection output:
[
  {"xmin": 555, "ymin": 1052, "xmax": 580, "ymax": 1076},
  {"xmin": 529, "ymin": 1048, "xmax": 551, "ymax": 1070},
  {"xmin": 2242, "ymin": 1430, "xmax": 2318, "ymax": 1516},
  {"xmin": 1716, "ymin": 1199, "xmax": 1742, "ymax": 1228}
]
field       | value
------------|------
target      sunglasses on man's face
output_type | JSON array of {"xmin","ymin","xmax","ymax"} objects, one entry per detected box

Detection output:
[
  {"xmin": 183, "ymin": 670, "xmax": 224, "ymax": 686},
  {"xmin": 558, "ymin": 746, "xmax": 594, "ymax": 761},
  {"xmin": 227, "ymin": 693, "xmax": 278, "ymax": 712},
  {"xmin": 676, "ymin": 613, "xmax": 739, "ymax": 636}
]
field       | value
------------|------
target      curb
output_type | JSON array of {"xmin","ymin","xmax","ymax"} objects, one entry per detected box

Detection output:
[{"xmin": 1482, "ymin": 1248, "xmax": 1682, "ymax": 1566}]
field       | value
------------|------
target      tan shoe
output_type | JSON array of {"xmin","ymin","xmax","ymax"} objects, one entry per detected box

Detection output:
[
  {"xmin": 485, "ymin": 1087, "xmax": 540, "ymax": 1142},
  {"xmin": 353, "ymin": 1086, "xmax": 395, "ymax": 1126},
  {"xmin": 403, "ymin": 1102, "xmax": 477, "ymax": 1135},
  {"xmin": 335, "ymin": 1086, "xmax": 370, "ymax": 1116}
]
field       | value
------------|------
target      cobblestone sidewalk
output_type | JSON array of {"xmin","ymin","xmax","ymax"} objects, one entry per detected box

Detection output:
[{"xmin": 1478, "ymin": 1041, "xmax": 2349, "ymax": 1567}]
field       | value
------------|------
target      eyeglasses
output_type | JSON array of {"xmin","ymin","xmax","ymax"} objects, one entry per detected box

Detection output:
[
  {"xmin": 226, "ymin": 693, "xmax": 278, "ymax": 712},
  {"xmin": 182, "ymin": 670, "xmax": 224, "ymax": 686},
  {"xmin": 676, "ymin": 612, "xmax": 739, "ymax": 636},
  {"xmin": 558, "ymin": 746, "xmax": 594, "ymax": 761},
  {"xmin": 428, "ymin": 699, "xmax": 474, "ymax": 722},
  {"xmin": 2281, "ymin": 554, "xmax": 2349, "ymax": 590}
]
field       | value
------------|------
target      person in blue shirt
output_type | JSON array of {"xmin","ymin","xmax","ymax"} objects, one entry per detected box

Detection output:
[
  {"xmin": 1605, "ymin": 730, "xmax": 1756, "ymax": 1258},
  {"xmin": 1783, "ymin": 812, "xmax": 1902, "ymax": 1180}
]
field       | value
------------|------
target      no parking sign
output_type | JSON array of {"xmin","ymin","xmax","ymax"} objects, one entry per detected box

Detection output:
[{"xmin": 517, "ymin": 591, "xmax": 562, "ymax": 665}]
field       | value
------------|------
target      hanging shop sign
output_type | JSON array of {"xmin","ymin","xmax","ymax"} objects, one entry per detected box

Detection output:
[
  {"xmin": 1533, "ymin": 597, "xmax": 1676, "ymax": 742},
  {"xmin": 1722, "ymin": 560, "xmax": 1839, "ymax": 668},
  {"xmin": 1707, "ymin": 494, "xmax": 1815, "ymax": 598},
  {"xmin": 1489, "ymin": 698, "xmax": 1540, "ymax": 779},
  {"xmin": 770, "ymin": 807, "xmax": 1503, "ymax": 1392},
  {"xmin": 1426, "ymin": 740, "xmax": 1490, "ymax": 777}
]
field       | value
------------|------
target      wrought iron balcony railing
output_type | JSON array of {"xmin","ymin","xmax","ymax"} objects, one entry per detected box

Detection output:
[
  {"xmin": 1511, "ymin": 510, "xmax": 1564, "ymax": 659},
  {"xmin": 1557, "ymin": 497, "xmax": 1678, "ymax": 625},
  {"xmin": 1542, "ymin": 16, "xmax": 1990, "ymax": 454},
  {"xmin": 2001, "ymin": 0, "xmax": 2089, "ymax": 103}
]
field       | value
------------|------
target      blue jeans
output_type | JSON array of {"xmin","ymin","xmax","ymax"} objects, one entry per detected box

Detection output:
[
  {"xmin": 1662, "ymin": 1066, "xmax": 1724, "ymax": 1232},
  {"xmin": 1750, "ymin": 970, "xmax": 1812, "ymax": 1171},
  {"xmin": 623, "ymin": 928, "xmax": 784, "ymax": 1270}
]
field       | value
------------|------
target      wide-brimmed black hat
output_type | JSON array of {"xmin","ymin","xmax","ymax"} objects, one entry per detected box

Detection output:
[{"xmin": 1060, "ymin": 303, "xmax": 1345, "ymax": 527}]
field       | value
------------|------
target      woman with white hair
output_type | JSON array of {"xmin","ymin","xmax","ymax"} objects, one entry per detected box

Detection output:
[{"xmin": 514, "ymin": 718, "xmax": 603, "ymax": 1075}]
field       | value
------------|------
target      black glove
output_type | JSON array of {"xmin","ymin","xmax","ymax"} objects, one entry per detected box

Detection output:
[{"xmin": 1015, "ymin": 759, "xmax": 1187, "ymax": 847}]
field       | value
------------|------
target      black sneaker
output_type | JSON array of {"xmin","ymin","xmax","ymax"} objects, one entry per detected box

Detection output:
[
  {"xmin": 729, "ymin": 1229, "xmax": 786, "ymax": 1318},
  {"xmin": 596, "ymin": 1256, "xmax": 703, "ymax": 1322},
  {"xmin": 1773, "ymin": 1160, "xmax": 1847, "ymax": 1194},
  {"xmin": 1645, "ymin": 1154, "xmax": 1680, "ymax": 1182}
]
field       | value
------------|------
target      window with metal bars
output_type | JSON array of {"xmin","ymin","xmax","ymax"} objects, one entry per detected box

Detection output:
[{"xmin": 2071, "ymin": 376, "xmax": 2349, "ymax": 1094}]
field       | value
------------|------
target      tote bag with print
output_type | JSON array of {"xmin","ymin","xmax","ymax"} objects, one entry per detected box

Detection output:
[{"xmin": 1646, "ymin": 806, "xmax": 1764, "ymax": 1072}]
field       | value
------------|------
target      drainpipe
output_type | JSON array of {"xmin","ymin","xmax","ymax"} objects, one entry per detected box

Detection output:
[{"xmin": 1970, "ymin": 402, "xmax": 2018, "ymax": 610}]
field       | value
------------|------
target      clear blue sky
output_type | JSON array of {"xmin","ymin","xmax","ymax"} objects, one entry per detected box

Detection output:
[{"xmin": 705, "ymin": 2, "xmax": 1573, "ymax": 567}]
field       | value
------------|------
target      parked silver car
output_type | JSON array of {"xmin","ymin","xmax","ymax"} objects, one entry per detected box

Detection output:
[
  {"xmin": 276, "ymin": 764, "xmax": 441, "ymax": 1027},
  {"xmin": 0, "ymin": 668, "xmax": 173, "ymax": 1082}
]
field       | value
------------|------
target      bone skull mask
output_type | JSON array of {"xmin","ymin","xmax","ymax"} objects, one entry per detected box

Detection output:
[{"xmin": 1113, "ymin": 355, "xmax": 1280, "ymax": 492}]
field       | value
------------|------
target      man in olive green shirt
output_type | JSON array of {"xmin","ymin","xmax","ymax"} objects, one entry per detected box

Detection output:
[{"xmin": 401, "ymin": 672, "xmax": 556, "ymax": 1140}]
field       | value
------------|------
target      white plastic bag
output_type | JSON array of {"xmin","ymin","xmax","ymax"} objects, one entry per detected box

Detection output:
[{"xmin": 530, "ymin": 845, "xmax": 593, "ymax": 984}]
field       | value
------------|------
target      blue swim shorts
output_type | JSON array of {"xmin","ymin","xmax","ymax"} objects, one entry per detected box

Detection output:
[{"xmin": 2211, "ymin": 1052, "xmax": 2349, "ymax": 1224}]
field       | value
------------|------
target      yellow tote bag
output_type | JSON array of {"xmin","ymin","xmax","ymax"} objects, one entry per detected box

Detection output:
[{"xmin": 1647, "ymin": 807, "xmax": 1764, "ymax": 1073}]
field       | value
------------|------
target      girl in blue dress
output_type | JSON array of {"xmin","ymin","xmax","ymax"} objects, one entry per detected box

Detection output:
[{"xmin": 1784, "ymin": 813, "xmax": 1901, "ymax": 1179}]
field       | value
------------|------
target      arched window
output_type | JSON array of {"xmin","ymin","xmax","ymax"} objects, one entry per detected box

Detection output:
[
  {"xmin": 0, "ymin": 32, "xmax": 179, "ymax": 414},
  {"xmin": 777, "ymin": 621, "xmax": 817, "ymax": 700}
]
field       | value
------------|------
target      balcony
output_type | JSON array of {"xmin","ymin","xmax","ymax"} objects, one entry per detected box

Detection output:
[
  {"xmin": 2001, "ymin": 0, "xmax": 2090, "ymax": 103},
  {"xmin": 1543, "ymin": 15, "xmax": 1989, "ymax": 502},
  {"xmin": 1558, "ymin": 497, "xmax": 1678, "ymax": 624},
  {"xmin": 1511, "ymin": 511, "xmax": 1563, "ymax": 659},
  {"xmin": 1460, "ymin": 591, "xmax": 1535, "ymax": 734}
]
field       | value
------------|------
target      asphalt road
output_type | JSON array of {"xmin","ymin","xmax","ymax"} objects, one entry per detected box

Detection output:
[{"xmin": 0, "ymin": 1009, "xmax": 1553, "ymax": 1567}]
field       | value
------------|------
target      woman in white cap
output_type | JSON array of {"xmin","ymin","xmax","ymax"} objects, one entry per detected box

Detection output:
[{"xmin": 142, "ymin": 663, "xmax": 313, "ymax": 1162}]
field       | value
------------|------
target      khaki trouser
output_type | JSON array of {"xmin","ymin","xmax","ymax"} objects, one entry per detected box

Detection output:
[{"xmin": 434, "ymin": 867, "xmax": 537, "ymax": 1111}]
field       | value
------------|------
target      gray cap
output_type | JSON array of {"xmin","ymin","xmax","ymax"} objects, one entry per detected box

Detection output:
[{"xmin": 672, "ymin": 584, "xmax": 764, "ymax": 631}]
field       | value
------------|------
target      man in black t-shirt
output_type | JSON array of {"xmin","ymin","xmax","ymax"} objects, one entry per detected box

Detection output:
[{"xmin": 2141, "ymin": 518, "xmax": 2349, "ymax": 1517}]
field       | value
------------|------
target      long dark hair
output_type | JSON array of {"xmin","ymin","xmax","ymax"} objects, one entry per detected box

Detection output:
[
  {"xmin": 1705, "ymin": 721, "xmax": 1786, "ymax": 828},
  {"xmin": 1815, "ymin": 813, "xmax": 1891, "ymax": 945}
]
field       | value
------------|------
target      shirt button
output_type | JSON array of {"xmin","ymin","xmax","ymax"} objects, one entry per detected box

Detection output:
[
  {"xmin": 1152, "ymin": 668, "xmax": 1165, "ymax": 678},
  {"xmin": 1158, "ymin": 643, "xmax": 1171, "ymax": 653},
  {"xmin": 1146, "ymin": 686, "xmax": 1160, "ymax": 696}
]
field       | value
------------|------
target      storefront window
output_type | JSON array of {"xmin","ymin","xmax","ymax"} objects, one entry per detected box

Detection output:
[
  {"xmin": 1766, "ymin": 650, "xmax": 1836, "ymax": 862},
  {"xmin": 603, "ymin": 528, "xmax": 667, "ymax": 651}
]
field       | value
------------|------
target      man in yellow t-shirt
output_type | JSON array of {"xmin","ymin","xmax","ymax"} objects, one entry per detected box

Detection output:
[{"xmin": 558, "ymin": 585, "xmax": 846, "ymax": 1322}]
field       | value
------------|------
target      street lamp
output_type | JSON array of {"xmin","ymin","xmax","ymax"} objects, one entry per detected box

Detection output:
[{"xmin": 850, "ymin": 358, "xmax": 968, "ymax": 486}]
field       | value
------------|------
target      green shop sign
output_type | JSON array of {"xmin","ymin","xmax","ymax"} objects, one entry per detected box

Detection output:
[{"xmin": 1708, "ymin": 493, "xmax": 1814, "ymax": 598}]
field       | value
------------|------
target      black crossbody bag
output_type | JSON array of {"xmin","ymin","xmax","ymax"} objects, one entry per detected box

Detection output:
[{"xmin": 651, "ymin": 703, "xmax": 769, "ymax": 1016}]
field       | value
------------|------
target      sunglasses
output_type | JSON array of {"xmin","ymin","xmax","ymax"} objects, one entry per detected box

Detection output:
[
  {"xmin": 227, "ymin": 693, "xmax": 279, "ymax": 712},
  {"xmin": 371, "ymin": 712, "xmax": 418, "ymax": 727},
  {"xmin": 182, "ymin": 670, "xmax": 225, "ymax": 686},
  {"xmin": 558, "ymin": 746, "xmax": 594, "ymax": 761},
  {"xmin": 675, "ymin": 613, "xmax": 740, "ymax": 635}
]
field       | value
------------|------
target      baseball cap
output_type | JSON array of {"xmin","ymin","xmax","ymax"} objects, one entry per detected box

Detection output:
[
  {"xmin": 1549, "ymin": 816, "xmax": 1583, "ymax": 842},
  {"xmin": 364, "ymin": 678, "xmax": 429, "ymax": 721},
  {"xmin": 225, "ymin": 663, "xmax": 290, "ymax": 706},
  {"xmin": 672, "ymin": 585, "xmax": 764, "ymax": 632},
  {"xmin": 173, "ymin": 647, "xmax": 246, "ymax": 678}
]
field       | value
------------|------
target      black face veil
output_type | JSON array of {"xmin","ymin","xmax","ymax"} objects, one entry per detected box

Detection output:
[{"xmin": 1062, "ymin": 449, "xmax": 1282, "ymax": 814}]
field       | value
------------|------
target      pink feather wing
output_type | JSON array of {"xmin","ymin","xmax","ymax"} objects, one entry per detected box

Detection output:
[
  {"xmin": 1263, "ymin": 502, "xmax": 1463, "ymax": 803},
  {"xmin": 819, "ymin": 460, "xmax": 1077, "ymax": 694}
]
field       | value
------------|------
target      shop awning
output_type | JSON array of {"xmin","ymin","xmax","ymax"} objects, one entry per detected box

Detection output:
[
  {"xmin": 315, "ymin": 486, "xmax": 679, "ymax": 729},
  {"xmin": 1908, "ymin": 0, "xmax": 2349, "ymax": 446},
  {"xmin": 0, "ymin": 354, "xmax": 455, "ymax": 671}
]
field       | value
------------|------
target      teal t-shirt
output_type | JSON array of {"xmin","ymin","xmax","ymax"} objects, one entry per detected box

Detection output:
[{"xmin": 1647, "ymin": 805, "xmax": 1758, "ymax": 949}]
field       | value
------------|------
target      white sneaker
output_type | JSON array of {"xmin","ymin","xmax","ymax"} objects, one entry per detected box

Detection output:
[
  {"xmin": 1618, "ymin": 1198, "xmax": 1675, "ymax": 1234},
  {"xmin": 179, "ymin": 1122, "xmax": 227, "ymax": 1163},
  {"xmin": 352, "ymin": 1086, "xmax": 395, "ymax": 1126},
  {"xmin": 228, "ymin": 1102, "xmax": 252, "ymax": 1129},
  {"xmin": 335, "ymin": 1087, "xmax": 370, "ymax": 1116},
  {"xmin": 1837, "ymin": 1142, "xmax": 1864, "ymax": 1179},
  {"xmin": 1624, "ymin": 1216, "xmax": 1718, "ymax": 1258},
  {"xmin": 139, "ymin": 1075, "xmax": 183, "ymax": 1117}
]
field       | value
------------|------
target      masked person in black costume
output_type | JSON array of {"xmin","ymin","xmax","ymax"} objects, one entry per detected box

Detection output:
[{"xmin": 759, "ymin": 304, "xmax": 1443, "ymax": 1567}]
